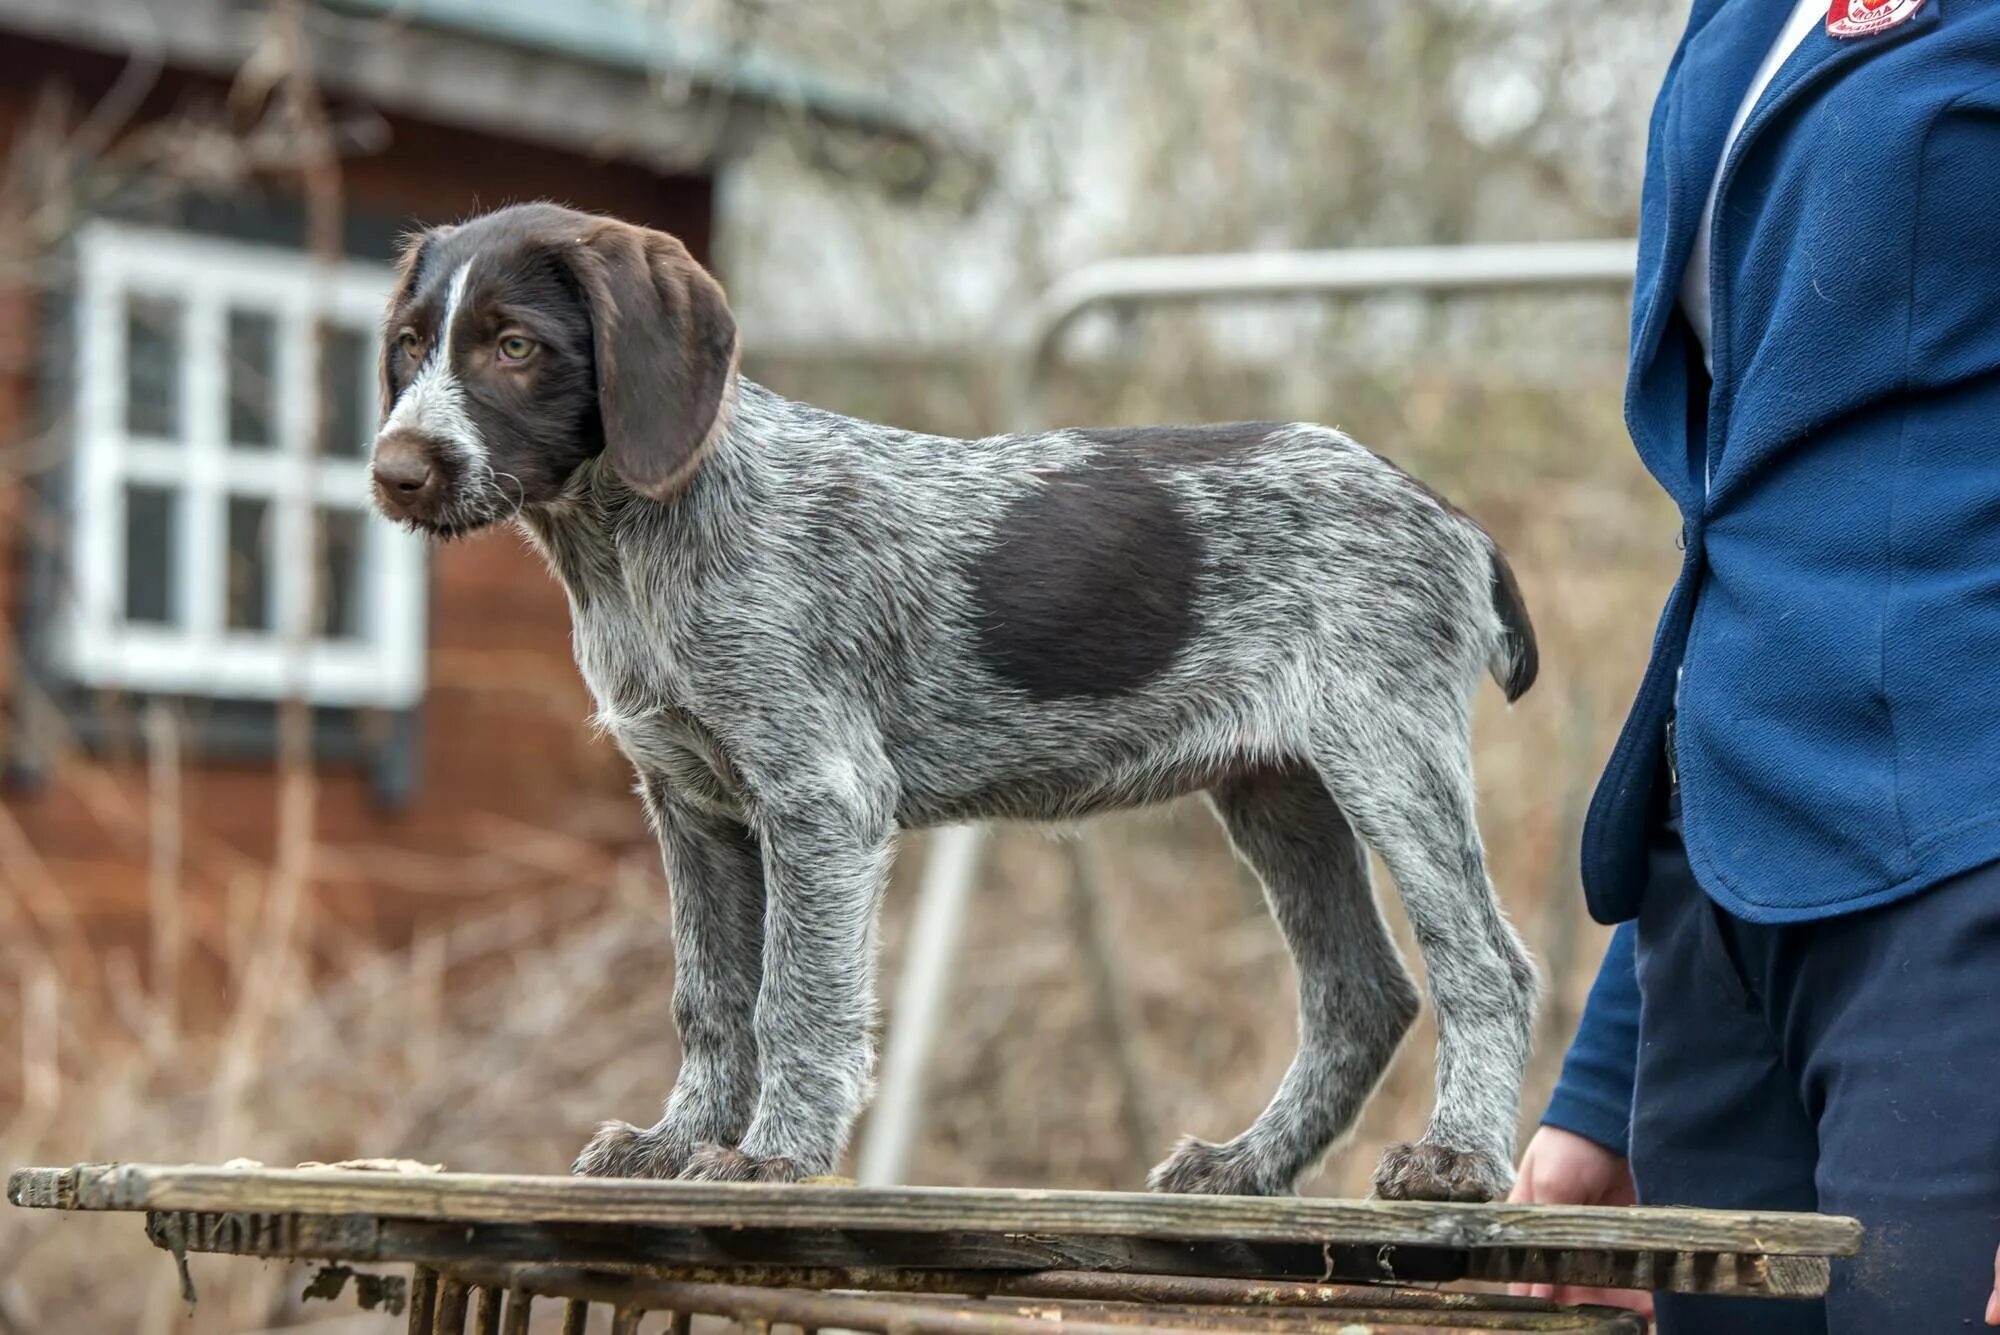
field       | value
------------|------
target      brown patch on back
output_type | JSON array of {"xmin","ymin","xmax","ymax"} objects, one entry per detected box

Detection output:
[
  {"xmin": 971, "ymin": 460, "xmax": 1204, "ymax": 700},
  {"xmin": 966, "ymin": 423, "xmax": 1286, "ymax": 701}
]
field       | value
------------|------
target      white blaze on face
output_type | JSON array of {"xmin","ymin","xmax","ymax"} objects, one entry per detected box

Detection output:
[{"xmin": 383, "ymin": 259, "xmax": 482, "ymax": 461}]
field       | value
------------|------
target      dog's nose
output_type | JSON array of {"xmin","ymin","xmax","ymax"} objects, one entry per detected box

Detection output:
[{"xmin": 371, "ymin": 435, "xmax": 439, "ymax": 519}]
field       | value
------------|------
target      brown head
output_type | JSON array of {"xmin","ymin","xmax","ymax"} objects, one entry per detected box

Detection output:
[{"xmin": 370, "ymin": 202, "xmax": 738, "ymax": 537}]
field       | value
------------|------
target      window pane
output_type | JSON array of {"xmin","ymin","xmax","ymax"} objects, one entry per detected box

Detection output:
[
  {"xmin": 225, "ymin": 496, "xmax": 272, "ymax": 631},
  {"xmin": 322, "ymin": 326, "xmax": 370, "ymax": 458},
  {"xmin": 227, "ymin": 308, "xmax": 277, "ymax": 448},
  {"xmin": 124, "ymin": 295, "xmax": 182, "ymax": 438},
  {"xmin": 316, "ymin": 508, "xmax": 366, "ymax": 640},
  {"xmin": 124, "ymin": 485, "xmax": 177, "ymax": 624}
]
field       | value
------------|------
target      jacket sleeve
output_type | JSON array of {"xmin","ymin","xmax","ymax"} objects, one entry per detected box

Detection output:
[{"xmin": 1540, "ymin": 922, "xmax": 1640, "ymax": 1155}]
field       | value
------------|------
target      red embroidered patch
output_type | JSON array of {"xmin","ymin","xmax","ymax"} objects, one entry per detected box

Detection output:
[{"xmin": 1827, "ymin": 0, "xmax": 1927, "ymax": 39}]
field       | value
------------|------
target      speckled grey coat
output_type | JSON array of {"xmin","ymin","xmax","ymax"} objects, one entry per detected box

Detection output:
[{"xmin": 369, "ymin": 203, "xmax": 1539, "ymax": 1201}]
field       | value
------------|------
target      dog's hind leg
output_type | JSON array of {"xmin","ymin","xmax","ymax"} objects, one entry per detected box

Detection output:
[
  {"xmin": 1149, "ymin": 765, "xmax": 1420, "ymax": 1196},
  {"xmin": 1313, "ymin": 698, "xmax": 1538, "ymax": 1203}
]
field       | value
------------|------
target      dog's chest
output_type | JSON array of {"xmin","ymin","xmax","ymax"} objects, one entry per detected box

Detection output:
[
  {"xmin": 569, "ymin": 605, "xmax": 747, "ymax": 820},
  {"xmin": 615, "ymin": 707, "xmax": 746, "ymax": 820}
]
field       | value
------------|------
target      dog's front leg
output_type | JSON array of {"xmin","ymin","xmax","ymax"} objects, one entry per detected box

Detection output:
[
  {"xmin": 574, "ymin": 780, "xmax": 766, "ymax": 1179},
  {"xmin": 681, "ymin": 769, "xmax": 895, "ymax": 1183}
]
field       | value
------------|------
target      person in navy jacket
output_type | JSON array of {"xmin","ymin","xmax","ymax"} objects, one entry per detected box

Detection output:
[{"xmin": 1510, "ymin": 1, "xmax": 2000, "ymax": 1330}]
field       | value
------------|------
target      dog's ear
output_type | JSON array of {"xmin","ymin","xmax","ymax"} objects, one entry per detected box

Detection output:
[
  {"xmin": 377, "ymin": 225, "xmax": 450, "ymax": 427},
  {"xmin": 569, "ymin": 221, "xmax": 739, "ymax": 500}
]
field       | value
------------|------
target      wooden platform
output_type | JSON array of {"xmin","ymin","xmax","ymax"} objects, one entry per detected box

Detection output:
[{"xmin": 8, "ymin": 1162, "xmax": 1863, "ymax": 1333}]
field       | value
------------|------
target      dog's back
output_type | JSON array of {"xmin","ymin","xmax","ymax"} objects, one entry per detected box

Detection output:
[{"xmin": 574, "ymin": 382, "xmax": 1530, "ymax": 834}]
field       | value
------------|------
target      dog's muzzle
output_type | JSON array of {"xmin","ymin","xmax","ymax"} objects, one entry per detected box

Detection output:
[{"xmin": 370, "ymin": 431, "xmax": 445, "ymax": 524}]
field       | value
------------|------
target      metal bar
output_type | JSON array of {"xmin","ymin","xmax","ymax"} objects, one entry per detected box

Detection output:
[
  {"xmin": 473, "ymin": 1283, "xmax": 503, "ymax": 1335},
  {"xmin": 430, "ymin": 1261, "xmax": 1632, "ymax": 1313},
  {"xmin": 610, "ymin": 1303, "xmax": 643, "ymax": 1335},
  {"xmin": 855, "ymin": 823, "xmax": 985, "ymax": 1185},
  {"xmin": 1005, "ymin": 1272, "xmax": 1553, "ymax": 1312},
  {"xmin": 561, "ymin": 1298, "xmax": 588, "ymax": 1334},
  {"xmin": 1021, "ymin": 240, "xmax": 1640, "ymax": 379},
  {"xmin": 433, "ymin": 1275, "xmax": 470, "ymax": 1334},
  {"xmin": 408, "ymin": 1267, "xmax": 439, "ymax": 1335},
  {"xmin": 433, "ymin": 1265, "xmax": 1241, "ymax": 1334},
  {"xmin": 435, "ymin": 1264, "xmax": 1647, "ymax": 1334},
  {"xmin": 500, "ymin": 1287, "xmax": 533, "ymax": 1335}
]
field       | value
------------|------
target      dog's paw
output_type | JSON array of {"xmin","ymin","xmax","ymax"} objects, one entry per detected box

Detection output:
[
  {"xmin": 678, "ymin": 1143, "xmax": 806, "ymax": 1184},
  {"xmin": 571, "ymin": 1120, "xmax": 691, "ymax": 1180},
  {"xmin": 1370, "ymin": 1141, "xmax": 1511, "ymax": 1202},
  {"xmin": 1146, "ymin": 1135, "xmax": 1292, "ymax": 1196}
]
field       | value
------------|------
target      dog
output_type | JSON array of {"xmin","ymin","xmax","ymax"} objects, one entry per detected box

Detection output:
[{"xmin": 368, "ymin": 202, "xmax": 1539, "ymax": 1202}]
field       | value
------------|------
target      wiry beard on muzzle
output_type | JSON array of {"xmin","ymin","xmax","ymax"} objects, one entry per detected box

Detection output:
[{"xmin": 390, "ymin": 458, "xmax": 529, "ymax": 540}]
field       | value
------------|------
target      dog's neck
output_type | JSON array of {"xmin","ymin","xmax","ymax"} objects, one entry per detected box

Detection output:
[{"xmin": 519, "ymin": 378, "xmax": 790, "ymax": 607}]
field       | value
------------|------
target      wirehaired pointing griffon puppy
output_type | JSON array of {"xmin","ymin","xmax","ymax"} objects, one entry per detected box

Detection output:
[{"xmin": 370, "ymin": 202, "xmax": 1540, "ymax": 1202}]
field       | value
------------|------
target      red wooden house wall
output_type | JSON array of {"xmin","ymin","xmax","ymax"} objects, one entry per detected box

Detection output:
[{"xmin": 0, "ymin": 33, "xmax": 716, "ymax": 959}]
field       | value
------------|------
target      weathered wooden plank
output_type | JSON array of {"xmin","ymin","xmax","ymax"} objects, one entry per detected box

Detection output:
[
  {"xmin": 6, "ymin": 1168, "xmax": 74, "ymax": 1211},
  {"xmin": 5, "ymin": 1164, "xmax": 1862, "ymax": 1258},
  {"xmin": 133, "ymin": 1204, "xmax": 1816, "ymax": 1297},
  {"xmin": 149, "ymin": 1210, "xmax": 1463, "ymax": 1286}
]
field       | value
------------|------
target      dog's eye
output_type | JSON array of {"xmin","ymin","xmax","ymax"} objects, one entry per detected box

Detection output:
[
  {"xmin": 397, "ymin": 331, "xmax": 424, "ymax": 360},
  {"xmin": 497, "ymin": 335, "xmax": 537, "ymax": 363}
]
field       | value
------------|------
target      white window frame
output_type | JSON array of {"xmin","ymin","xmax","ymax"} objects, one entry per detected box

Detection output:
[{"xmin": 58, "ymin": 220, "xmax": 427, "ymax": 710}]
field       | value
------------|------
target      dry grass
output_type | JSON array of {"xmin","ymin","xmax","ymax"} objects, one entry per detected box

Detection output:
[{"xmin": 0, "ymin": 351, "xmax": 1676, "ymax": 1330}]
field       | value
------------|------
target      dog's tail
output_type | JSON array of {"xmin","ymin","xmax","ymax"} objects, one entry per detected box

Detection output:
[{"xmin": 1484, "ymin": 542, "xmax": 1538, "ymax": 703}]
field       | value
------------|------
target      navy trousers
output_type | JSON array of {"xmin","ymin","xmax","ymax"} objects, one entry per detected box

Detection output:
[{"xmin": 1630, "ymin": 805, "xmax": 2000, "ymax": 1333}]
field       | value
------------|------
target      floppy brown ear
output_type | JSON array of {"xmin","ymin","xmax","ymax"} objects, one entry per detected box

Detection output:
[
  {"xmin": 377, "ymin": 225, "xmax": 450, "ymax": 427},
  {"xmin": 569, "ymin": 221, "xmax": 739, "ymax": 499}
]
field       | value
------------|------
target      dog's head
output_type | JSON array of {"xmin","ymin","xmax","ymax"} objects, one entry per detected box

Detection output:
[{"xmin": 369, "ymin": 202, "xmax": 738, "ymax": 537}]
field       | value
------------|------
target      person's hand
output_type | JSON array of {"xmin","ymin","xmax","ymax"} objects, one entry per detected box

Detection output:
[
  {"xmin": 1984, "ymin": 1242, "xmax": 1998, "ymax": 1325},
  {"xmin": 1506, "ymin": 1125, "xmax": 1655, "ymax": 1317}
]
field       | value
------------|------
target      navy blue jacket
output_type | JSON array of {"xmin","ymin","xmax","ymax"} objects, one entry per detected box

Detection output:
[{"xmin": 1548, "ymin": 0, "xmax": 2000, "ymax": 1152}]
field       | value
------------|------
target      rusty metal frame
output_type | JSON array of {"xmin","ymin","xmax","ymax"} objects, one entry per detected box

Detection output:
[
  {"xmin": 389, "ymin": 1263, "xmax": 1648, "ymax": 1333},
  {"xmin": 138, "ymin": 1208, "xmax": 1659, "ymax": 1332}
]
